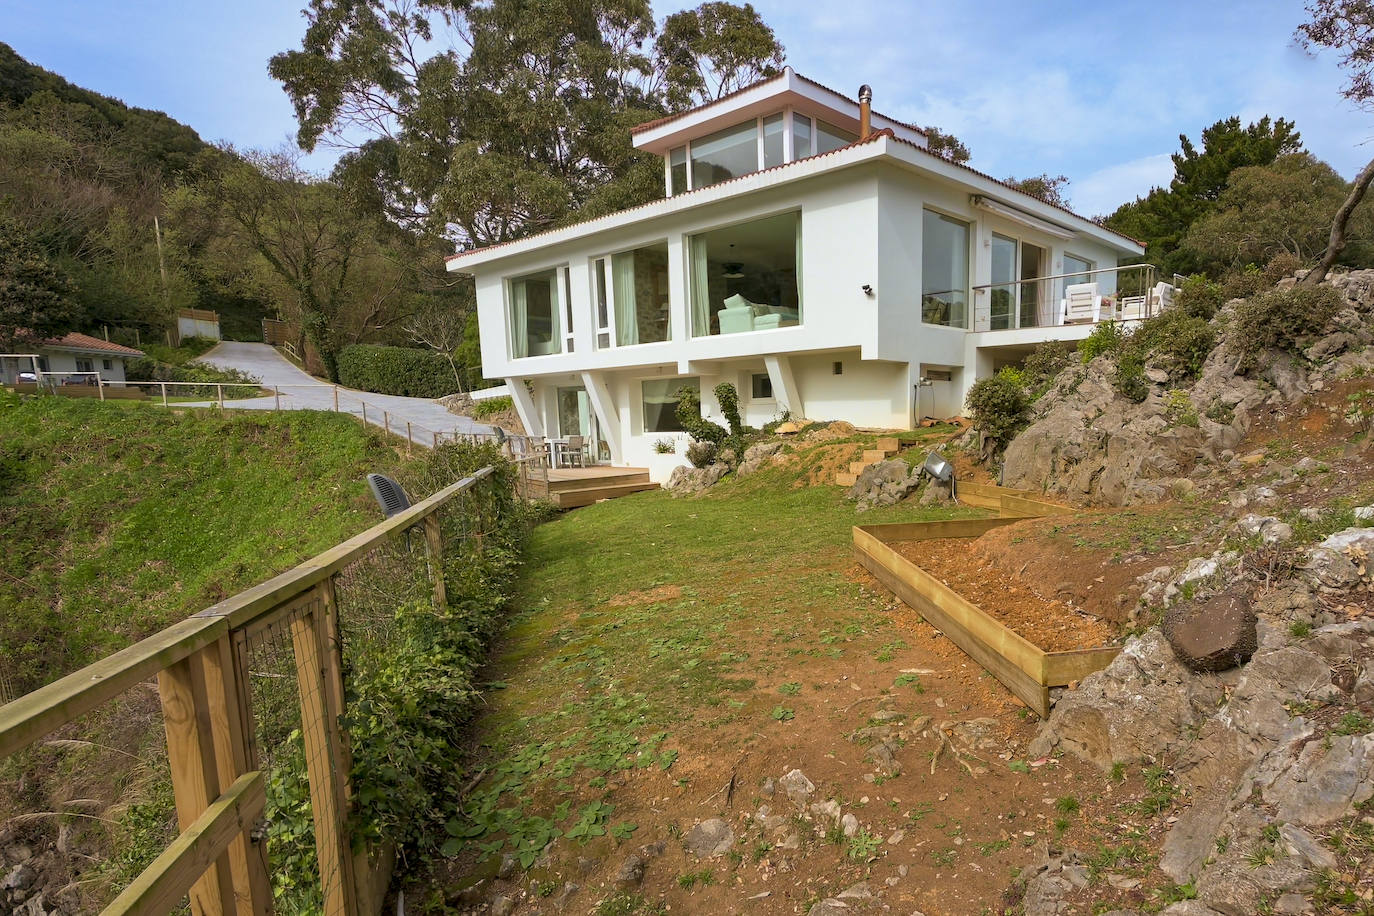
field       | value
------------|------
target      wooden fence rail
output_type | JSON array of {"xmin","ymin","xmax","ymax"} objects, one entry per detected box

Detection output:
[{"xmin": 0, "ymin": 465, "xmax": 502, "ymax": 916}]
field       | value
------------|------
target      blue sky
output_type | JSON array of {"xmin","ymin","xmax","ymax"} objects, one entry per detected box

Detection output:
[{"xmin": 6, "ymin": 0, "xmax": 1371, "ymax": 216}]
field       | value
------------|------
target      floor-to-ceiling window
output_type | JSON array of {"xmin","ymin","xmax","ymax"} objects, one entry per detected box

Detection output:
[
  {"xmin": 921, "ymin": 210, "xmax": 969, "ymax": 328},
  {"xmin": 990, "ymin": 234, "xmax": 1017, "ymax": 331},
  {"xmin": 1020, "ymin": 242, "xmax": 1046, "ymax": 327},
  {"xmin": 508, "ymin": 268, "xmax": 561, "ymax": 358},
  {"xmin": 688, "ymin": 212, "xmax": 801, "ymax": 337}
]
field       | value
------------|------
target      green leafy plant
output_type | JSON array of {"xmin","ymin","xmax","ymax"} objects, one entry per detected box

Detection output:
[
  {"xmin": 676, "ymin": 385, "xmax": 728, "ymax": 445},
  {"xmin": 965, "ymin": 369, "xmax": 1030, "ymax": 450},
  {"xmin": 847, "ymin": 828, "xmax": 882, "ymax": 861},
  {"xmin": 336, "ymin": 343, "xmax": 463, "ymax": 397},
  {"xmin": 471, "ymin": 395, "xmax": 514, "ymax": 419},
  {"xmin": 1228, "ymin": 284, "xmax": 1342, "ymax": 370},
  {"xmin": 652, "ymin": 438, "xmax": 676, "ymax": 454},
  {"xmin": 1080, "ymin": 320, "xmax": 1127, "ymax": 364},
  {"xmin": 771, "ymin": 705, "xmax": 795, "ymax": 721}
]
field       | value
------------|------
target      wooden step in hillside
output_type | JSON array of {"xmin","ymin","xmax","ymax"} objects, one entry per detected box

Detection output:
[{"xmin": 831, "ymin": 437, "xmax": 903, "ymax": 486}]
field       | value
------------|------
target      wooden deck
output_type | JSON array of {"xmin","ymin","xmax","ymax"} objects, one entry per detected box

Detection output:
[{"xmin": 525, "ymin": 465, "xmax": 660, "ymax": 508}]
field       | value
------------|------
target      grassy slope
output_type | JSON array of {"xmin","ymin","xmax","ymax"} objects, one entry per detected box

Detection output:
[{"xmin": 0, "ymin": 390, "xmax": 419, "ymax": 693}]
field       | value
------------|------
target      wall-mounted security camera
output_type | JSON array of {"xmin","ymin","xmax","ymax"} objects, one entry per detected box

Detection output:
[{"xmin": 861, "ymin": 284, "xmax": 874, "ymax": 297}]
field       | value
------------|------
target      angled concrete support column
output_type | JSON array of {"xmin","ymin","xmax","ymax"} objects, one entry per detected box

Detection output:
[
  {"xmin": 580, "ymin": 371, "xmax": 622, "ymax": 465},
  {"xmin": 763, "ymin": 355, "xmax": 803, "ymax": 418},
  {"xmin": 505, "ymin": 377, "xmax": 544, "ymax": 438}
]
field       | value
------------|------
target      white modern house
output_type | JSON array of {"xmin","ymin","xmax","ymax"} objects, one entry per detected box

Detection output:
[{"xmin": 445, "ymin": 68, "xmax": 1149, "ymax": 480}]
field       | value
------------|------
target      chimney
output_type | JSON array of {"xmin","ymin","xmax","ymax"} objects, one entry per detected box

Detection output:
[{"xmin": 858, "ymin": 84, "xmax": 873, "ymax": 139}]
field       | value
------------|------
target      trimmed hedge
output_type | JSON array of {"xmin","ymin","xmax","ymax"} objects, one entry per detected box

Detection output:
[{"xmin": 336, "ymin": 344, "xmax": 460, "ymax": 398}]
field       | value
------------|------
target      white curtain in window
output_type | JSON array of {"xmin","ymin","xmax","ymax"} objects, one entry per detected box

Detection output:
[
  {"xmin": 690, "ymin": 237, "xmax": 711, "ymax": 336},
  {"xmin": 548, "ymin": 274, "xmax": 562, "ymax": 347},
  {"xmin": 510, "ymin": 279, "xmax": 528, "ymax": 358},
  {"xmin": 613, "ymin": 252, "xmax": 638, "ymax": 346}
]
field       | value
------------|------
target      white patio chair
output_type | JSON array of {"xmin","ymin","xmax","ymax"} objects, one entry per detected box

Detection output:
[
  {"xmin": 1151, "ymin": 282, "xmax": 1176, "ymax": 314},
  {"xmin": 1118, "ymin": 295, "xmax": 1148, "ymax": 321},
  {"xmin": 1060, "ymin": 283, "xmax": 1105, "ymax": 324}
]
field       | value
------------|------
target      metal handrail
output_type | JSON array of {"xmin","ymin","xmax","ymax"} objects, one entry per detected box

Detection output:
[{"xmin": 970, "ymin": 262, "xmax": 1163, "ymax": 292}]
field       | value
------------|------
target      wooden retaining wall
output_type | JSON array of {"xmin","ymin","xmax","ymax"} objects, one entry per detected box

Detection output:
[{"xmin": 854, "ymin": 486, "xmax": 1118, "ymax": 718}]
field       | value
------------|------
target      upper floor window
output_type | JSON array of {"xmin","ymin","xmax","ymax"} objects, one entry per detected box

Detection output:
[
  {"xmin": 665, "ymin": 109, "xmax": 861, "ymax": 196},
  {"xmin": 921, "ymin": 209, "xmax": 969, "ymax": 329},
  {"xmin": 592, "ymin": 243, "xmax": 671, "ymax": 349},
  {"xmin": 689, "ymin": 211, "xmax": 801, "ymax": 336},
  {"xmin": 508, "ymin": 267, "xmax": 562, "ymax": 358}
]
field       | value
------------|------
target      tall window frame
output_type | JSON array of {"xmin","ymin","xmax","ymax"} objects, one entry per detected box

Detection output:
[
  {"xmin": 506, "ymin": 265, "xmax": 569, "ymax": 360},
  {"xmin": 920, "ymin": 208, "xmax": 971, "ymax": 329},
  {"xmin": 590, "ymin": 241, "xmax": 672, "ymax": 349}
]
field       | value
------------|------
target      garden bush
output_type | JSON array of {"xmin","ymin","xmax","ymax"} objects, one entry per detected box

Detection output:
[
  {"xmin": 1227, "ymin": 284, "xmax": 1341, "ymax": 370},
  {"xmin": 1079, "ymin": 321, "xmax": 1127, "ymax": 364},
  {"xmin": 966, "ymin": 368, "xmax": 1030, "ymax": 449},
  {"xmin": 1021, "ymin": 342, "xmax": 1072, "ymax": 397},
  {"xmin": 336, "ymin": 344, "xmax": 460, "ymax": 398},
  {"xmin": 1175, "ymin": 274, "xmax": 1224, "ymax": 320},
  {"xmin": 675, "ymin": 385, "xmax": 727, "ymax": 444},
  {"xmin": 471, "ymin": 395, "xmax": 514, "ymax": 419},
  {"xmin": 685, "ymin": 440, "xmax": 718, "ymax": 467}
]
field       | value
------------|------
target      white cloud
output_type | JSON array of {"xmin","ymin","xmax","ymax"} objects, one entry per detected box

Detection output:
[{"xmin": 1069, "ymin": 154, "xmax": 1174, "ymax": 218}]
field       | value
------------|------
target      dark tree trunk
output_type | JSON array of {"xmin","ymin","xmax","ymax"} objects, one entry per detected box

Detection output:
[{"xmin": 1304, "ymin": 153, "xmax": 1374, "ymax": 286}]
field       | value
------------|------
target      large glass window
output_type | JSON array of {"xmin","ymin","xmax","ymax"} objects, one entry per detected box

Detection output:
[
  {"xmin": 610, "ymin": 243, "xmax": 670, "ymax": 346},
  {"xmin": 670, "ymin": 146, "xmax": 688, "ymax": 195},
  {"xmin": 689, "ymin": 212, "xmax": 801, "ymax": 336},
  {"xmin": 691, "ymin": 120, "xmax": 758, "ymax": 189},
  {"xmin": 1063, "ymin": 253, "xmax": 1094, "ymax": 289},
  {"xmin": 508, "ymin": 268, "xmax": 561, "ymax": 358},
  {"xmin": 642, "ymin": 377, "xmax": 698, "ymax": 433},
  {"xmin": 593, "ymin": 258, "xmax": 611, "ymax": 349},
  {"xmin": 990, "ymin": 234, "xmax": 1017, "ymax": 331},
  {"xmin": 921, "ymin": 210, "xmax": 969, "ymax": 328},
  {"xmin": 762, "ymin": 113, "xmax": 784, "ymax": 168},
  {"xmin": 815, "ymin": 118, "xmax": 857, "ymax": 154}
]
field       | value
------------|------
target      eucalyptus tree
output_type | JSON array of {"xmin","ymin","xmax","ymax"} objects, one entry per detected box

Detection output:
[{"xmin": 269, "ymin": 0, "xmax": 784, "ymax": 248}]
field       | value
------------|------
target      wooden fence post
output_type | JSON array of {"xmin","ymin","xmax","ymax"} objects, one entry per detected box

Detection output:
[
  {"xmin": 159, "ymin": 653, "xmax": 237, "ymax": 916},
  {"xmin": 199, "ymin": 637, "xmax": 272, "ymax": 914},
  {"xmin": 290, "ymin": 597, "xmax": 358, "ymax": 916},
  {"xmin": 423, "ymin": 514, "xmax": 447, "ymax": 610}
]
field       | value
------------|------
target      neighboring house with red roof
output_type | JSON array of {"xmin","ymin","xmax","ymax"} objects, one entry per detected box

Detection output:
[
  {"xmin": 445, "ymin": 67, "xmax": 1151, "ymax": 479},
  {"xmin": 1, "ymin": 332, "xmax": 145, "ymax": 387}
]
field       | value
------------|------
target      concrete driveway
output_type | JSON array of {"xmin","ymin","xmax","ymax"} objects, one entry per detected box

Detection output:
[{"xmin": 191, "ymin": 342, "xmax": 495, "ymax": 445}]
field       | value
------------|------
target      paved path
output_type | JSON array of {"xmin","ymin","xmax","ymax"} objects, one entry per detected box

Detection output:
[{"xmin": 191, "ymin": 341, "xmax": 495, "ymax": 445}]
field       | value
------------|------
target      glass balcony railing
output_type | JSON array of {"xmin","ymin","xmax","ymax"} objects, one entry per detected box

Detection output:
[{"xmin": 970, "ymin": 263, "xmax": 1173, "ymax": 333}]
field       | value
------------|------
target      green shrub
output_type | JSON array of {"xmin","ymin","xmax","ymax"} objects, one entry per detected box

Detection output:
[
  {"xmin": 1175, "ymin": 275, "xmax": 1224, "ymax": 320},
  {"xmin": 1079, "ymin": 321, "xmax": 1127, "ymax": 364},
  {"xmin": 713, "ymin": 382, "xmax": 743, "ymax": 437},
  {"xmin": 1022, "ymin": 343, "xmax": 1072, "ymax": 397},
  {"xmin": 125, "ymin": 354, "xmax": 261, "ymax": 399},
  {"xmin": 471, "ymin": 395, "xmax": 513, "ymax": 419},
  {"xmin": 1131, "ymin": 309, "xmax": 1217, "ymax": 383},
  {"xmin": 1228, "ymin": 284, "xmax": 1342, "ymax": 370},
  {"xmin": 336, "ymin": 344, "xmax": 460, "ymax": 398},
  {"xmin": 966, "ymin": 369, "xmax": 1030, "ymax": 448}
]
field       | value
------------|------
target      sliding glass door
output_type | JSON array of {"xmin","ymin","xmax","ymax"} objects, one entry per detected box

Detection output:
[{"xmin": 990, "ymin": 234, "xmax": 1016, "ymax": 331}]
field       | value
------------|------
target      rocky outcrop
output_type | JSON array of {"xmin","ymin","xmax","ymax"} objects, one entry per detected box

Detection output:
[
  {"xmin": 1002, "ymin": 270, "xmax": 1374, "ymax": 506},
  {"xmin": 1034, "ymin": 609, "xmax": 1374, "ymax": 912},
  {"xmin": 736, "ymin": 440, "xmax": 784, "ymax": 477}
]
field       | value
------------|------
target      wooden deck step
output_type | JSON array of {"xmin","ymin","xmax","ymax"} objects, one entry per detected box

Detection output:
[
  {"xmin": 552, "ymin": 481, "xmax": 660, "ymax": 508},
  {"xmin": 547, "ymin": 470, "xmax": 650, "ymax": 492},
  {"xmin": 835, "ymin": 471, "xmax": 858, "ymax": 487}
]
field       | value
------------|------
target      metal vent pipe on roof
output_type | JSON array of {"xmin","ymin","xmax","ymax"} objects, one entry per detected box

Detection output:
[{"xmin": 858, "ymin": 84, "xmax": 873, "ymax": 139}]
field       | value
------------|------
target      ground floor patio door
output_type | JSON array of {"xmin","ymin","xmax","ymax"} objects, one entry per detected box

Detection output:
[{"xmin": 556, "ymin": 386, "xmax": 609, "ymax": 462}]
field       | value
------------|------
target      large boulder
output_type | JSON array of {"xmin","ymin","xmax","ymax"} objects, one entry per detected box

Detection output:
[
  {"xmin": 736, "ymin": 440, "xmax": 784, "ymax": 477},
  {"xmin": 1163, "ymin": 590, "xmax": 1258, "ymax": 672},
  {"xmin": 665, "ymin": 462, "xmax": 727, "ymax": 496},
  {"xmin": 1302, "ymin": 526, "xmax": 1374, "ymax": 592},
  {"xmin": 848, "ymin": 459, "xmax": 920, "ymax": 510}
]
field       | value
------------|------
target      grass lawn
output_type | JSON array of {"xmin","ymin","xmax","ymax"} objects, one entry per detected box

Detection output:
[{"xmin": 0, "ymin": 391, "xmax": 422, "ymax": 694}]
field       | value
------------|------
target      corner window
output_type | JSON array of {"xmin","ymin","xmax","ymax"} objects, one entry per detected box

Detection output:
[
  {"xmin": 751, "ymin": 373, "xmax": 773, "ymax": 399},
  {"xmin": 921, "ymin": 209, "xmax": 969, "ymax": 328},
  {"xmin": 508, "ymin": 268, "xmax": 562, "ymax": 358},
  {"xmin": 102, "ymin": 359, "xmax": 113, "ymax": 371},
  {"xmin": 669, "ymin": 146, "xmax": 688, "ymax": 195},
  {"xmin": 606, "ymin": 243, "xmax": 670, "ymax": 346},
  {"xmin": 815, "ymin": 118, "xmax": 857, "ymax": 155},
  {"xmin": 642, "ymin": 377, "xmax": 698, "ymax": 433},
  {"xmin": 690, "ymin": 120, "xmax": 758, "ymax": 190},
  {"xmin": 762, "ymin": 113, "xmax": 784, "ymax": 168},
  {"xmin": 689, "ymin": 211, "xmax": 801, "ymax": 337},
  {"xmin": 792, "ymin": 114, "xmax": 813, "ymax": 158}
]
